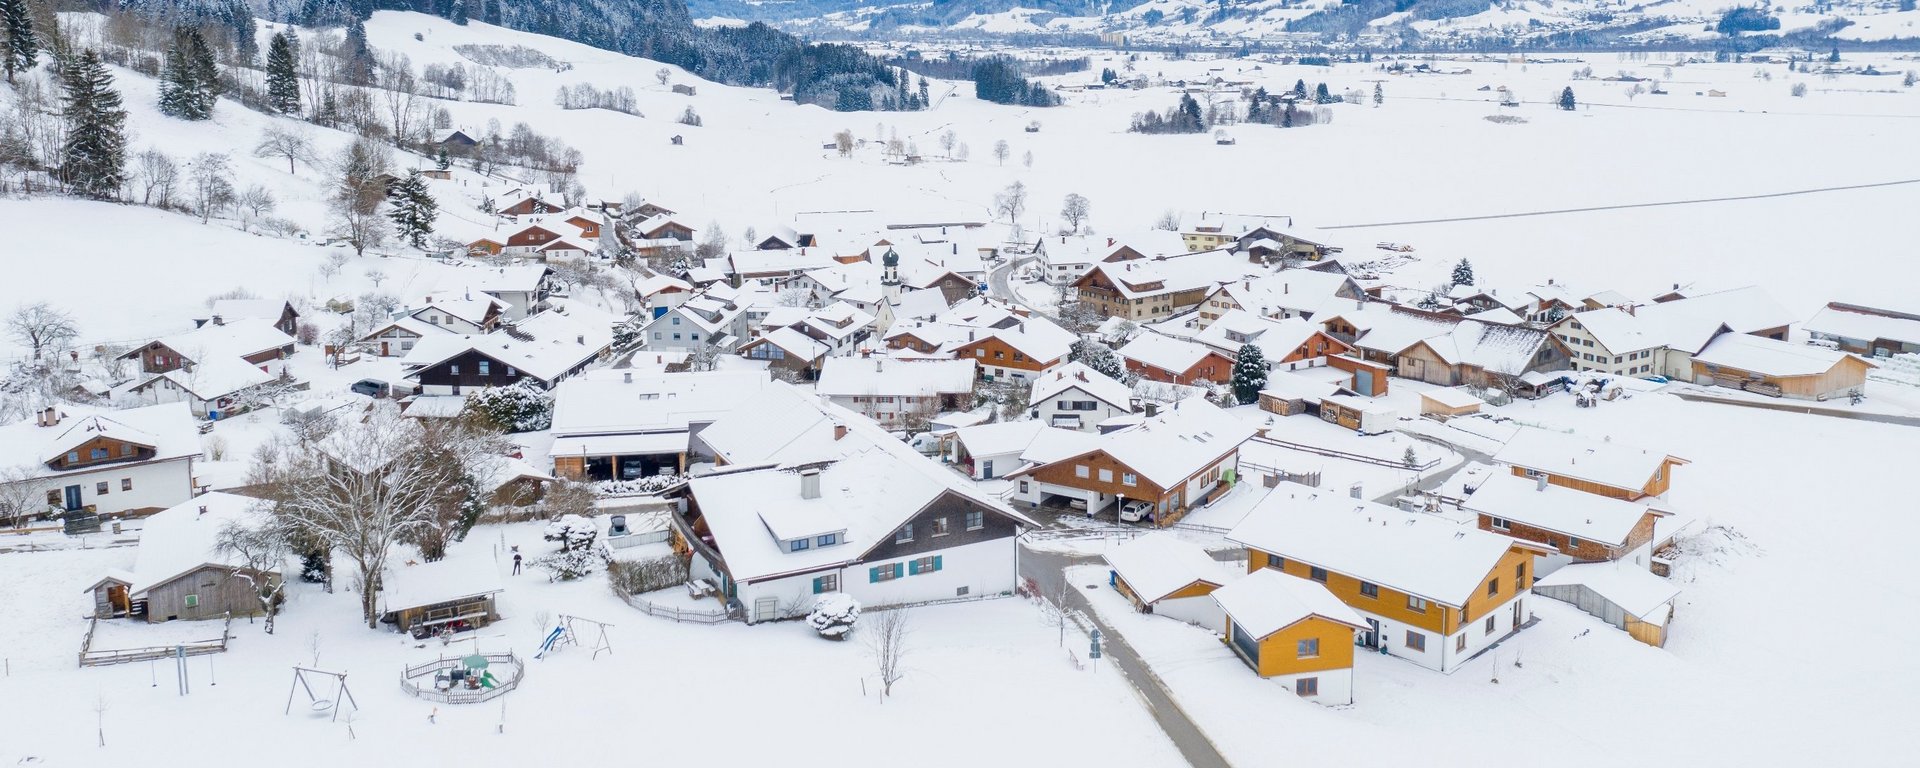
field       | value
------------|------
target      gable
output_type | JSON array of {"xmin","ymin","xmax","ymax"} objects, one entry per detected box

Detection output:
[{"xmin": 857, "ymin": 490, "xmax": 1023, "ymax": 563}]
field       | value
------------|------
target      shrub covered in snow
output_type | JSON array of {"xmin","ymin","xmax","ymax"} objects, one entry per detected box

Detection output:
[
  {"xmin": 807, "ymin": 593, "xmax": 861, "ymax": 640},
  {"xmin": 466, "ymin": 381, "xmax": 554, "ymax": 432},
  {"xmin": 543, "ymin": 513, "xmax": 599, "ymax": 552},
  {"xmin": 591, "ymin": 474, "xmax": 687, "ymax": 496},
  {"xmin": 532, "ymin": 546, "xmax": 605, "ymax": 581},
  {"xmin": 607, "ymin": 554, "xmax": 690, "ymax": 595}
]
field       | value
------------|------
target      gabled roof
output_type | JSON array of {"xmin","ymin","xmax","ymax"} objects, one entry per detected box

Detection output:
[
  {"xmin": 1692, "ymin": 332, "xmax": 1871, "ymax": 376},
  {"xmin": 549, "ymin": 370, "xmax": 770, "ymax": 436},
  {"xmin": 1634, "ymin": 286, "xmax": 1794, "ymax": 353},
  {"xmin": 127, "ymin": 319, "xmax": 294, "ymax": 363},
  {"xmin": 1534, "ymin": 562, "xmax": 1679, "ymax": 619},
  {"xmin": 746, "ymin": 327, "xmax": 831, "ymax": 362},
  {"xmin": 1492, "ymin": 428, "xmax": 1685, "ymax": 494},
  {"xmin": 1209, "ymin": 270, "xmax": 1360, "ymax": 317},
  {"xmin": 415, "ymin": 292, "xmax": 509, "ymax": 326},
  {"xmin": 1464, "ymin": 473, "xmax": 1661, "ymax": 546},
  {"xmin": 201, "ymin": 299, "xmax": 295, "ymax": 325},
  {"xmin": 1555, "ymin": 308, "xmax": 1657, "ymax": 353},
  {"xmin": 1228, "ymin": 483, "xmax": 1548, "ymax": 608},
  {"xmin": 122, "ymin": 492, "xmax": 273, "ymax": 597},
  {"xmin": 1410, "ymin": 320, "xmax": 1554, "ymax": 376},
  {"xmin": 890, "ymin": 287, "xmax": 954, "ymax": 323},
  {"xmin": 950, "ymin": 316, "xmax": 1076, "ymax": 364},
  {"xmin": 817, "ymin": 358, "xmax": 976, "ymax": 398},
  {"xmin": 379, "ymin": 552, "xmax": 504, "ymax": 612},
  {"xmin": 1803, "ymin": 302, "xmax": 1920, "ymax": 346},
  {"xmin": 1191, "ymin": 310, "xmax": 1338, "ymax": 362},
  {"xmin": 43, "ymin": 413, "xmax": 159, "ymax": 463},
  {"xmin": 1016, "ymin": 399, "xmax": 1253, "ymax": 489},
  {"xmin": 443, "ymin": 265, "xmax": 550, "ymax": 294},
  {"xmin": 1210, "ymin": 567, "xmax": 1368, "ymax": 640},
  {"xmin": 1119, "ymin": 332, "xmax": 1222, "ymax": 374},
  {"xmin": 1106, "ymin": 533, "xmax": 1234, "ymax": 604},
  {"xmin": 2, "ymin": 403, "xmax": 200, "ymax": 479},
  {"xmin": 1029, "ymin": 362, "xmax": 1133, "ymax": 410},
  {"xmin": 131, "ymin": 356, "xmax": 275, "ymax": 401},
  {"xmin": 403, "ymin": 305, "xmax": 613, "ymax": 384}
]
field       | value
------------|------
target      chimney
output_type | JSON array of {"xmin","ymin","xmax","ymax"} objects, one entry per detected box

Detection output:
[
  {"xmin": 210, "ymin": 314, "xmax": 225, "ymax": 326},
  {"xmin": 1107, "ymin": 238, "xmax": 1114, "ymax": 247},
  {"xmin": 1350, "ymin": 483, "xmax": 1363, "ymax": 499},
  {"xmin": 197, "ymin": 505, "xmax": 208, "ymax": 517},
  {"xmin": 1144, "ymin": 402, "xmax": 1159, "ymax": 417},
  {"xmin": 623, "ymin": 371, "xmax": 633, "ymax": 384},
  {"xmin": 833, "ymin": 424, "xmax": 847, "ymax": 441},
  {"xmin": 1284, "ymin": 283, "xmax": 1290, "ymax": 294},
  {"xmin": 577, "ymin": 335, "xmax": 585, "ymax": 344},
  {"xmin": 800, "ymin": 468, "xmax": 821, "ymax": 500},
  {"xmin": 1536, "ymin": 474, "xmax": 1548, "ymax": 492},
  {"xmin": 875, "ymin": 358, "xmax": 883, "ymax": 372}
]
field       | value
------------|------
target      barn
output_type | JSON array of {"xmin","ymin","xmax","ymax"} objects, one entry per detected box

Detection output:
[
  {"xmin": 1532, "ymin": 562, "xmax": 1679, "ymax": 647},
  {"xmin": 1690, "ymin": 332, "xmax": 1875, "ymax": 401}
]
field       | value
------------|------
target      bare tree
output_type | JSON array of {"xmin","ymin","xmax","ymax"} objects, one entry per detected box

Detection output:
[
  {"xmin": 134, "ymin": 149, "xmax": 179, "ymax": 207},
  {"xmin": 655, "ymin": 67, "xmax": 671, "ymax": 86},
  {"xmin": 214, "ymin": 514, "xmax": 291, "ymax": 633},
  {"xmin": 993, "ymin": 181, "xmax": 1028, "ymax": 239},
  {"xmin": 188, "ymin": 153, "xmax": 235, "ymax": 225},
  {"xmin": 260, "ymin": 404, "xmax": 448, "ymax": 628},
  {"xmin": 330, "ymin": 137, "xmax": 391, "ymax": 256},
  {"xmin": 1060, "ymin": 193, "xmax": 1091, "ymax": 234},
  {"xmin": 1153, "ymin": 209, "xmax": 1180, "ymax": 231},
  {"xmin": 1022, "ymin": 150, "xmax": 1034, "ymax": 169},
  {"xmin": 866, "ymin": 607, "xmax": 912, "ymax": 699},
  {"xmin": 253, "ymin": 124, "xmax": 316, "ymax": 174},
  {"xmin": 939, "ymin": 129, "xmax": 957, "ymax": 158},
  {"xmin": 694, "ymin": 222, "xmax": 728, "ymax": 259},
  {"xmin": 7, "ymin": 302, "xmax": 78, "ymax": 361},
  {"xmin": 0, "ymin": 466, "xmax": 44, "ymax": 528},
  {"xmin": 992, "ymin": 139, "xmax": 1009, "ymax": 165},
  {"xmin": 379, "ymin": 53, "xmax": 424, "ymax": 147},
  {"xmin": 834, "ymin": 129, "xmax": 854, "ymax": 158},
  {"xmin": 1036, "ymin": 578, "xmax": 1077, "ymax": 647},
  {"xmin": 236, "ymin": 185, "xmax": 276, "ymax": 228}
]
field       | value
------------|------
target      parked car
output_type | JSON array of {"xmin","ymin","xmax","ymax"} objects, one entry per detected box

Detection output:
[
  {"xmin": 1119, "ymin": 499, "xmax": 1154, "ymax": 524},
  {"xmin": 350, "ymin": 379, "xmax": 389, "ymax": 398}
]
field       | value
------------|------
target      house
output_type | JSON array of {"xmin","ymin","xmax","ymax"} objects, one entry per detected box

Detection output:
[
  {"xmin": 547, "ymin": 370, "xmax": 770, "ymax": 481},
  {"xmin": 0, "ymin": 403, "xmax": 201, "ymax": 523},
  {"xmin": 446, "ymin": 265, "xmax": 553, "ymax": 321},
  {"xmin": 1493, "ymin": 428, "xmax": 1687, "ymax": 501},
  {"xmin": 1190, "ymin": 311, "xmax": 1350, "ymax": 371},
  {"xmin": 402, "ymin": 304, "xmax": 613, "ymax": 396},
  {"xmin": 1212, "ymin": 567, "xmax": 1367, "ymax": 702},
  {"xmin": 377, "ymin": 554, "xmax": 504, "ymax": 637},
  {"xmin": 1464, "ymin": 473, "xmax": 1668, "ymax": 569},
  {"xmin": 1070, "ymin": 260, "xmax": 1218, "ymax": 323},
  {"xmin": 1316, "ymin": 394, "xmax": 1397, "ymax": 434},
  {"xmin": 947, "ymin": 421, "xmax": 1097, "ymax": 480},
  {"xmin": 1802, "ymin": 301, "xmax": 1920, "ymax": 357},
  {"xmin": 816, "ymin": 358, "xmax": 976, "ymax": 428},
  {"xmin": 736, "ymin": 327, "xmax": 832, "ymax": 380},
  {"xmin": 196, "ymin": 299, "xmax": 300, "ymax": 337},
  {"xmin": 126, "ymin": 355, "xmax": 286, "ymax": 418},
  {"xmin": 1118, "ymin": 332, "xmax": 1234, "ymax": 385},
  {"xmin": 467, "ymin": 238, "xmax": 505, "ymax": 257},
  {"xmin": 497, "ymin": 193, "xmax": 561, "ymax": 217},
  {"xmin": 641, "ymin": 289, "xmax": 750, "ymax": 351},
  {"xmin": 1227, "ymin": 483, "xmax": 1553, "ymax": 673},
  {"xmin": 85, "ymin": 492, "xmax": 279, "ymax": 622},
  {"xmin": 1632, "ymin": 286, "xmax": 1795, "ymax": 379},
  {"xmin": 1106, "ymin": 533, "xmax": 1233, "ymax": 632},
  {"xmin": 435, "ymin": 128, "xmax": 478, "ymax": 148},
  {"xmin": 947, "ymin": 316, "xmax": 1076, "ymax": 382},
  {"xmin": 1028, "ymin": 362, "xmax": 1134, "ymax": 432},
  {"xmin": 633, "ymin": 214, "xmax": 696, "ymax": 242},
  {"xmin": 1689, "ymin": 332, "xmax": 1874, "ymax": 401},
  {"xmin": 673, "ymin": 394, "xmax": 1038, "ymax": 622},
  {"xmin": 1548, "ymin": 308, "xmax": 1663, "ymax": 377},
  {"xmin": 1196, "ymin": 271, "xmax": 1365, "ymax": 327},
  {"xmin": 752, "ymin": 225, "xmax": 816, "ymax": 250},
  {"xmin": 1418, "ymin": 387, "xmax": 1483, "ymax": 419},
  {"xmin": 1531, "ymin": 563, "xmax": 1679, "ymax": 647},
  {"xmin": 1257, "ymin": 370, "xmax": 1349, "ymax": 417},
  {"xmin": 1008, "ymin": 399, "xmax": 1254, "ymax": 525},
  {"xmin": 409, "ymin": 292, "xmax": 511, "ymax": 335},
  {"xmin": 1391, "ymin": 319, "xmax": 1570, "ymax": 389},
  {"xmin": 120, "ymin": 320, "xmax": 296, "ymax": 375},
  {"xmin": 729, "ymin": 248, "xmax": 840, "ymax": 287}
]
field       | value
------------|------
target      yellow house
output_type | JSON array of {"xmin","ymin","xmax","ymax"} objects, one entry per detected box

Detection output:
[
  {"xmin": 1210, "ymin": 568, "xmax": 1368, "ymax": 703},
  {"xmin": 1227, "ymin": 483, "xmax": 1553, "ymax": 673}
]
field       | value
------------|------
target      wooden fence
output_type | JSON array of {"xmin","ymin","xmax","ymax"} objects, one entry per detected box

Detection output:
[
  {"xmin": 400, "ymin": 651, "xmax": 524, "ymax": 704},
  {"xmin": 78, "ymin": 614, "xmax": 232, "ymax": 668},
  {"xmin": 616, "ymin": 592, "xmax": 732, "ymax": 624},
  {"xmin": 1247, "ymin": 436, "xmax": 1441, "ymax": 471}
]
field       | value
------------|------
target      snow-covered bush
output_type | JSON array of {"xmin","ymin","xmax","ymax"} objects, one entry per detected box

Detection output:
[
  {"xmin": 466, "ymin": 381, "xmax": 553, "ymax": 432},
  {"xmin": 807, "ymin": 593, "xmax": 861, "ymax": 640},
  {"xmin": 607, "ymin": 554, "xmax": 689, "ymax": 595},
  {"xmin": 533, "ymin": 546, "xmax": 604, "ymax": 581},
  {"xmin": 543, "ymin": 513, "xmax": 599, "ymax": 552},
  {"xmin": 591, "ymin": 474, "xmax": 687, "ymax": 496}
]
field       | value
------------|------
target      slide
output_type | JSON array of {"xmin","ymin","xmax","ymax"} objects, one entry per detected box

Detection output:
[{"xmin": 535, "ymin": 626, "xmax": 567, "ymax": 659}]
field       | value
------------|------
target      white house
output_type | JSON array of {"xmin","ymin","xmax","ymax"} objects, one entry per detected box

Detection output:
[
  {"xmin": 442, "ymin": 265, "xmax": 552, "ymax": 321},
  {"xmin": 641, "ymin": 290, "xmax": 751, "ymax": 351},
  {"xmin": 0, "ymin": 403, "xmax": 202, "ymax": 521},
  {"xmin": 816, "ymin": 357, "xmax": 976, "ymax": 428},
  {"xmin": 1027, "ymin": 362, "xmax": 1134, "ymax": 432},
  {"xmin": 1106, "ymin": 533, "xmax": 1233, "ymax": 632},
  {"xmin": 1548, "ymin": 308, "xmax": 1662, "ymax": 377}
]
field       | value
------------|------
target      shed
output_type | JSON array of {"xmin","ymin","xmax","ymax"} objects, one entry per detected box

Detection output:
[
  {"xmin": 1105, "ymin": 533, "xmax": 1231, "ymax": 631},
  {"xmin": 1690, "ymin": 332, "xmax": 1874, "ymax": 401},
  {"xmin": 1419, "ymin": 387, "xmax": 1483, "ymax": 418},
  {"xmin": 379, "ymin": 555, "xmax": 505, "ymax": 638},
  {"xmin": 1532, "ymin": 562, "xmax": 1678, "ymax": 647},
  {"xmin": 1318, "ymin": 394, "xmax": 1396, "ymax": 434},
  {"xmin": 84, "ymin": 492, "xmax": 280, "ymax": 622}
]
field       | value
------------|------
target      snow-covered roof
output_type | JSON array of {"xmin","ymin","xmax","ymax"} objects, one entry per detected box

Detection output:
[
  {"xmin": 1018, "ymin": 427, "xmax": 1104, "ymax": 466},
  {"xmin": 380, "ymin": 553, "xmax": 504, "ymax": 612},
  {"xmin": 415, "ymin": 291, "xmax": 510, "ymax": 325},
  {"xmin": 1557, "ymin": 307, "xmax": 1657, "ymax": 353},
  {"xmin": 549, "ymin": 431, "xmax": 690, "ymax": 458},
  {"xmin": 730, "ymin": 247, "xmax": 839, "ymax": 277},
  {"xmin": 1634, "ymin": 286, "xmax": 1795, "ymax": 353},
  {"xmin": 403, "ymin": 305, "xmax": 613, "ymax": 384},
  {"xmin": 1693, "ymin": 332, "xmax": 1869, "ymax": 376},
  {"xmin": 890, "ymin": 287, "xmax": 954, "ymax": 323},
  {"xmin": 131, "ymin": 356, "xmax": 276, "ymax": 400},
  {"xmin": 817, "ymin": 358, "xmax": 976, "ymax": 398},
  {"xmin": 1413, "ymin": 320, "xmax": 1554, "ymax": 376},
  {"xmin": 1228, "ymin": 482, "xmax": 1546, "ymax": 608},
  {"xmin": 748, "ymin": 327, "xmax": 831, "ymax": 361},
  {"xmin": 952, "ymin": 316, "xmax": 1077, "ymax": 364},
  {"xmin": 123, "ymin": 492, "xmax": 272, "ymax": 597},
  {"xmin": 0, "ymin": 402, "xmax": 200, "ymax": 479},
  {"xmin": 1464, "ymin": 473, "xmax": 1659, "ymax": 546},
  {"xmin": 1419, "ymin": 387, "xmax": 1484, "ymax": 410},
  {"xmin": 1803, "ymin": 303, "xmax": 1920, "ymax": 346},
  {"xmin": 550, "ymin": 370, "xmax": 770, "ymax": 436},
  {"xmin": 359, "ymin": 315, "xmax": 448, "ymax": 343},
  {"xmin": 1210, "ymin": 270, "xmax": 1358, "ymax": 318},
  {"xmin": 1118, "ymin": 332, "xmax": 1220, "ymax": 374},
  {"xmin": 1210, "ymin": 566, "xmax": 1368, "ymax": 640},
  {"xmin": 952, "ymin": 420, "xmax": 1048, "ymax": 458},
  {"xmin": 1191, "ymin": 311, "xmax": 1335, "ymax": 362},
  {"xmin": 1533, "ymin": 562, "xmax": 1679, "ymax": 619},
  {"xmin": 1258, "ymin": 370, "xmax": 1345, "ymax": 402},
  {"xmin": 137, "ymin": 319, "xmax": 294, "ymax": 363},
  {"xmin": 400, "ymin": 395, "xmax": 469, "ymax": 419},
  {"xmin": 635, "ymin": 273, "xmax": 694, "ymax": 298},
  {"xmin": 1492, "ymin": 428, "xmax": 1682, "ymax": 494},
  {"xmin": 1105, "ymin": 533, "xmax": 1233, "ymax": 604},
  {"xmin": 693, "ymin": 453, "xmax": 955, "ymax": 582},
  {"xmin": 1463, "ymin": 306, "xmax": 1525, "ymax": 325},
  {"xmin": 1029, "ymin": 362, "xmax": 1133, "ymax": 410},
  {"xmin": 1018, "ymin": 399, "xmax": 1253, "ymax": 489}
]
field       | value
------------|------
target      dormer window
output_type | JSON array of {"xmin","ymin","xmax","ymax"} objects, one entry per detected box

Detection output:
[
  {"xmin": 91, "ymin": 448, "xmax": 108, "ymax": 460},
  {"xmin": 816, "ymin": 533, "xmax": 838, "ymax": 547},
  {"xmin": 789, "ymin": 538, "xmax": 811, "ymax": 552},
  {"xmin": 66, "ymin": 452, "xmax": 79, "ymax": 463}
]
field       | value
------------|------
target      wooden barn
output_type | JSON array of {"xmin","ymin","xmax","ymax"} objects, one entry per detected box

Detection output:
[
  {"xmin": 1418, "ymin": 387, "xmax": 1483, "ymax": 419},
  {"xmin": 1532, "ymin": 563, "xmax": 1678, "ymax": 647},
  {"xmin": 85, "ymin": 492, "xmax": 281, "ymax": 622},
  {"xmin": 1690, "ymin": 332, "xmax": 1874, "ymax": 401}
]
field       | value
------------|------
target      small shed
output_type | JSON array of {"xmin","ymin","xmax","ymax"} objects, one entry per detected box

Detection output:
[
  {"xmin": 85, "ymin": 492, "xmax": 281, "ymax": 622},
  {"xmin": 1533, "ymin": 563, "xmax": 1678, "ymax": 647},
  {"xmin": 1318, "ymin": 394, "xmax": 1396, "ymax": 435},
  {"xmin": 1106, "ymin": 533, "xmax": 1231, "ymax": 632},
  {"xmin": 1328, "ymin": 354, "xmax": 1390, "ymax": 397},
  {"xmin": 1419, "ymin": 387, "xmax": 1483, "ymax": 419},
  {"xmin": 1257, "ymin": 371, "xmax": 1341, "ymax": 417},
  {"xmin": 379, "ymin": 555, "xmax": 505, "ymax": 638}
]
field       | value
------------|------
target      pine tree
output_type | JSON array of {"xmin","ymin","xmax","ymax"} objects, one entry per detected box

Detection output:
[
  {"xmin": 386, "ymin": 170, "xmax": 437, "ymax": 248},
  {"xmin": 344, "ymin": 19, "xmax": 374, "ymax": 85},
  {"xmin": 451, "ymin": 0, "xmax": 469, "ymax": 25},
  {"xmin": 1069, "ymin": 339, "xmax": 1126, "ymax": 382},
  {"xmin": 435, "ymin": 145, "xmax": 450, "ymax": 170},
  {"xmin": 1281, "ymin": 101, "xmax": 1295, "ymax": 128},
  {"xmin": 59, "ymin": 49, "xmax": 128, "ymax": 199},
  {"xmin": 159, "ymin": 28, "xmax": 219, "ymax": 120},
  {"xmin": 265, "ymin": 31, "xmax": 301, "ymax": 115},
  {"xmin": 1230, "ymin": 342, "xmax": 1267, "ymax": 405},
  {"xmin": 1451, "ymin": 258, "xmax": 1474, "ymax": 287},
  {"xmin": 1558, "ymin": 86, "xmax": 1576, "ymax": 111},
  {"xmin": 226, "ymin": 0, "xmax": 256, "ymax": 64},
  {"xmin": 1314, "ymin": 82, "xmax": 1333, "ymax": 104},
  {"xmin": 1291, "ymin": 79, "xmax": 1306, "ymax": 99},
  {"xmin": 1372, "ymin": 82, "xmax": 1383, "ymax": 106},
  {"xmin": 1, "ymin": 0, "xmax": 36, "ymax": 84}
]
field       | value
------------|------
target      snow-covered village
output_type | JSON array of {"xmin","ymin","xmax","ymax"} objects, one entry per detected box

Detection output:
[{"xmin": 0, "ymin": 0, "xmax": 1918, "ymax": 765}]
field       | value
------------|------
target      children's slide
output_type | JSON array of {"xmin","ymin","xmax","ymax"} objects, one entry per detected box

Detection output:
[{"xmin": 535, "ymin": 626, "xmax": 567, "ymax": 659}]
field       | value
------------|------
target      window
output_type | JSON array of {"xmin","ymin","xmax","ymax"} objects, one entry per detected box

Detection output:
[
  {"xmin": 1097, "ymin": 469, "xmax": 1113, "ymax": 483},
  {"xmin": 478, "ymin": 361, "xmax": 491, "ymax": 376},
  {"xmin": 816, "ymin": 533, "xmax": 838, "ymax": 547},
  {"xmin": 1487, "ymin": 578, "xmax": 1499, "ymax": 597},
  {"xmin": 956, "ymin": 586, "xmax": 970, "ymax": 597},
  {"xmin": 994, "ymin": 351, "xmax": 1006, "ymax": 360},
  {"xmin": 1075, "ymin": 465, "xmax": 1090, "ymax": 479},
  {"xmin": 931, "ymin": 517, "xmax": 951, "ymax": 537},
  {"xmin": 895, "ymin": 524, "xmax": 913, "ymax": 543},
  {"xmin": 450, "ymin": 364, "xmax": 460, "ymax": 375},
  {"xmin": 120, "ymin": 444, "xmax": 134, "ymax": 456},
  {"xmin": 1121, "ymin": 473, "xmax": 1137, "ymax": 486},
  {"xmin": 789, "ymin": 538, "xmax": 810, "ymax": 552},
  {"xmin": 909, "ymin": 556, "xmax": 941, "ymax": 575},
  {"xmin": 1457, "ymin": 634, "xmax": 1467, "ymax": 652},
  {"xmin": 183, "ymin": 595, "xmax": 199, "ymax": 609},
  {"xmin": 94, "ymin": 481, "xmax": 108, "ymax": 495},
  {"xmin": 1265, "ymin": 555, "xmax": 1285, "ymax": 571},
  {"xmin": 965, "ymin": 511, "xmax": 984, "ymax": 530},
  {"xmin": 1490, "ymin": 517, "xmax": 1510, "ymax": 531},
  {"xmin": 812, "ymin": 574, "xmax": 838, "ymax": 594},
  {"xmin": 90, "ymin": 448, "xmax": 108, "ymax": 460},
  {"xmin": 66, "ymin": 452, "xmax": 79, "ymax": 464},
  {"xmin": 1567, "ymin": 536, "xmax": 1583, "ymax": 549},
  {"xmin": 1404, "ymin": 631, "xmax": 1426, "ymax": 652},
  {"xmin": 45, "ymin": 490, "xmax": 59, "ymax": 505},
  {"xmin": 671, "ymin": 316, "xmax": 681, "ymax": 325},
  {"xmin": 121, "ymin": 479, "xmax": 132, "ymax": 492},
  {"xmin": 975, "ymin": 349, "xmax": 985, "ymax": 358},
  {"xmin": 1309, "ymin": 566, "xmax": 1327, "ymax": 582},
  {"xmin": 1407, "ymin": 596, "xmax": 1428, "ymax": 613},
  {"xmin": 1296, "ymin": 638, "xmax": 1319, "ymax": 658},
  {"xmin": 870, "ymin": 564, "xmax": 902, "ymax": 582},
  {"xmin": 1018, "ymin": 481, "xmax": 1030, "ymax": 494},
  {"xmin": 1515, "ymin": 562, "xmax": 1526, "ymax": 585},
  {"xmin": 1485, "ymin": 615, "xmax": 1497, "ymax": 635},
  {"xmin": 1359, "ymin": 581, "xmax": 1378, "ymax": 598}
]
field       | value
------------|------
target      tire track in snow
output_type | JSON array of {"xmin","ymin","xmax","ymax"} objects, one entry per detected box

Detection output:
[{"xmin": 1322, "ymin": 177, "xmax": 1920, "ymax": 229}]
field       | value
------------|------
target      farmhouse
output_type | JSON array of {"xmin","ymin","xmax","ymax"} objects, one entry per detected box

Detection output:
[
  {"xmin": 1549, "ymin": 308, "xmax": 1663, "ymax": 377},
  {"xmin": 1228, "ymin": 484, "xmax": 1552, "ymax": 673},
  {"xmin": 195, "ymin": 299, "xmax": 300, "ymax": 337},
  {"xmin": 120, "ymin": 319, "xmax": 296, "ymax": 375},
  {"xmin": 402, "ymin": 304, "xmax": 613, "ymax": 396},
  {"xmin": 0, "ymin": 403, "xmax": 201, "ymax": 523},
  {"xmin": 1632, "ymin": 286, "xmax": 1795, "ymax": 380},
  {"xmin": 1690, "ymin": 332, "xmax": 1874, "ymax": 400},
  {"xmin": 1118, "ymin": 332, "xmax": 1234, "ymax": 385},
  {"xmin": 547, "ymin": 370, "xmax": 770, "ymax": 482},
  {"xmin": 1211, "ymin": 567, "xmax": 1367, "ymax": 703},
  {"xmin": 1196, "ymin": 271, "xmax": 1365, "ymax": 327},
  {"xmin": 947, "ymin": 317, "xmax": 1076, "ymax": 382},
  {"xmin": 1189, "ymin": 310, "xmax": 1351, "ymax": 371},
  {"xmin": 126, "ymin": 355, "xmax": 285, "ymax": 418},
  {"xmin": 85, "ymin": 492, "xmax": 279, "ymax": 622},
  {"xmin": 1464, "ymin": 473, "xmax": 1667, "ymax": 568},
  {"xmin": 1008, "ymin": 399, "xmax": 1254, "ymax": 526},
  {"xmin": 1493, "ymin": 427, "xmax": 1687, "ymax": 501}
]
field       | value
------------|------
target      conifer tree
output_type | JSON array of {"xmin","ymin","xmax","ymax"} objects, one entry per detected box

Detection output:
[
  {"xmin": 1559, "ymin": 86, "xmax": 1576, "ymax": 111},
  {"xmin": 1069, "ymin": 338, "xmax": 1126, "ymax": 382},
  {"xmin": 1230, "ymin": 343, "xmax": 1268, "ymax": 405},
  {"xmin": 59, "ymin": 49, "xmax": 128, "ymax": 199},
  {"xmin": 1291, "ymin": 79, "xmax": 1306, "ymax": 99},
  {"xmin": 266, "ymin": 31, "xmax": 301, "ymax": 115},
  {"xmin": 343, "ymin": 19, "xmax": 374, "ymax": 85},
  {"xmin": 1451, "ymin": 258, "xmax": 1475, "ymax": 287},
  {"xmin": 386, "ymin": 170, "xmax": 437, "ymax": 248},
  {"xmin": 225, "ymin": 0, "xmax": 256, "ymax": 64},
  {"xmin": 1373, "ymin": 82, "xmax": 1383, "ymax": 106},
  {"xmin": 159, "ymin": 28, "xmax": 220, "ymax": 120},
  {"xmin": 1314, "ymin": 82, "xmax": 1333, "ymax": 104},
  {"xmin": 1, "ymin": 0, "xmax": 37, "ymax": 84}
]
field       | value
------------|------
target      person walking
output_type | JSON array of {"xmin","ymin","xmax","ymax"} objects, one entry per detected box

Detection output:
[{"xmin": 512, "ymin": 551, "xmax": 522, "ymax": 575}]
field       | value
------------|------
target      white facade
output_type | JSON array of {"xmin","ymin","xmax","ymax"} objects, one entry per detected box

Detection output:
[
  {"xmin": 728, "ymin": 537, "xmax": 1018, "ymax": 623},
  {"xmin": 486, "ymin": 289, "xmax": 541, "ymax": 321},
  {"xmin": 1552, "ymin": 320, "xmax": 1660, "ymax": 377},
  {"xmin": 1012, "ymin": 478, "xmax": 1118, "ymax": 514},
  {"xmin": 15, "ymin": 457, "xmax": 197, "ymax": 519},
  {"xmin": 1149, "ymin": 594, "xmax": 1225, "ymax": 634},
  {"xmin": 1272, "ymin": 668, "xmax": 1354, "ymax": 705},
  {"xmin": 826, "ymin": 394, "xmax": 949, "ymax": 428},
  {"xmin": 1352, "ymin": 591, "xmax": 1529, "ymax": 673},
  {"xmin": 1032, "ymin": 387, "xmax": 1129, "ymax": 432}
]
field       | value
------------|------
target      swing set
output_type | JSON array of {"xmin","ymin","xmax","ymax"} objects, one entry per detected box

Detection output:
[
  {"xmin": 285, "ymin": 667, "xmax": 360, "ymax": 723},
  {"xmin": 537, "ymin": 614, "xmax": 615, "ymax": 660}
]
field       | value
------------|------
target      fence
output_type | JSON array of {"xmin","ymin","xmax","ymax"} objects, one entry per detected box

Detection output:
[
  {"xmin": 1247, "ymin": 436, "xmax": 1440, "ymax": 471},
  {"xmin": 78, "ymin": 614, "xmax": 232, "ymax": 667},
  {"xmin": 400, "ymin": 651, "xmax": 524, "ymax": 704},
  {"xmin": 616, "ymin": 591, "xmax": 732, "ymax": 624}
]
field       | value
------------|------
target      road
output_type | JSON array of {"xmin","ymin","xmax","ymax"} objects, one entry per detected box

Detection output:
[
  {"xmin": 1320, "ymin": 177, "xmax": 1920, "ymax": 230},
  {"xmin": 986, "ymin": 254, "xmax": 1039, "ymax": 312},
  {"xmin": 1020, "ymin": 542, "xmax": 1234, "ymax": 768}
]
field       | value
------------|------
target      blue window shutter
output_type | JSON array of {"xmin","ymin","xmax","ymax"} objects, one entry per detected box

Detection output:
[
  {"xmin": 908, "ymin": 560, "xmax": 920, "ymax": 576},
  {"xmin": 932, "ymin": 555, "xmax": 942, "ymax": 572},
  {"xmin": 895, "ymin": 563, "xmax": 905, "ymax": 579},
  {"xmin": 869, "ymin": 566, "xmax": 880, "ymax": 583},
  {"xmin": 812, "ymin": 577, "xmax": 823, "ymax": 594}
]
